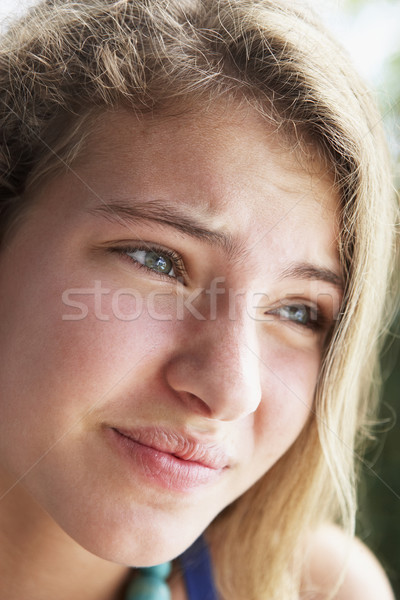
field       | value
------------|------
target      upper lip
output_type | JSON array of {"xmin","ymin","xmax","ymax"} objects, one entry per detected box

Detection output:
[{"xmin": 111, "ymin": 426, "xmax": 231, "ymax": 470}]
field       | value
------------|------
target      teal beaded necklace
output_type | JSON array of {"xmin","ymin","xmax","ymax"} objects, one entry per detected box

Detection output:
[{"xmin": 125, "ymin": 561, "xmax": 172, "ymax": 600}]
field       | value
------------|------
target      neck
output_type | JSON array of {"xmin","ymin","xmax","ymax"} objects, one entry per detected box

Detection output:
[{"xmin": 0, "ymin": 471, "xmax": 130, "ymax": 600}]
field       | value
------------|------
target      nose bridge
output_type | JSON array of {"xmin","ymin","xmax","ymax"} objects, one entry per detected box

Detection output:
[
  {"xmin": 208, "ymin": 313, "xmax": 262, "ymax": 415},
  {"xmin": 167, "ymin": 291, "xmax": 263, "ymax": 422}
]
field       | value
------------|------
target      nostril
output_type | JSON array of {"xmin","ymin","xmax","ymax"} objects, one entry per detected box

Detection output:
[{"xmin": 180, "ymin": 391, "xmax": 213, "ymax": 418}]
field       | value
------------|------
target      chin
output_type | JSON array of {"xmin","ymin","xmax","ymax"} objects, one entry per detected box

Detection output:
[
  {"xmin": 46, "ymin": 498, "xmax": 212, "ymax": 567},
  {"xmin": 19, "ymin": 443, "xmax": 230, "ymax": 566}
]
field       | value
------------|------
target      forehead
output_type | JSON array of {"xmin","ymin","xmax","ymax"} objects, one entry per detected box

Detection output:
[
  {"xmin": 75, "ymin": 104, "xmax": 339, "ymax": 232},
  {"xmin": 26, "ymin": 102, "xmax": 340, "ymax": 286}
]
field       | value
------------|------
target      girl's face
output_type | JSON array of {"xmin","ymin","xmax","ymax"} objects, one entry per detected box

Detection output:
[{"xmin": 0, "ymin": 105, "xmax": 342, "ymax": 565}]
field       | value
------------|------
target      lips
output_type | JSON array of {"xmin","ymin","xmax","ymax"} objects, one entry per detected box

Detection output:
[
  {"xmin": 114, "ymin": 426, "xmax": 230, "ymax": 469},
  {"xmin": 105, "ymin": 426, "xmax": 231, "ymax": 491}
]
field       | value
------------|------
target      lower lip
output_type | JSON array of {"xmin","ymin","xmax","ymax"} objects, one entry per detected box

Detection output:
[{"xmin": 105, "ymin": 428, "xmax": 224, "ymax": 492}]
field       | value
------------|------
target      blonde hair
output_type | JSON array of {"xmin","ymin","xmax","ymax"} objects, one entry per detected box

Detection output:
[{"xmin": 0, "ymin": 1, "xmax": 397, "ymax": 598}]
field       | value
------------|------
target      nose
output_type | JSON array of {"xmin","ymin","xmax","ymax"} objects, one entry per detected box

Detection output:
[{"xmin": 164, "ymin": 302, "xmax": 262, "ymax": 422}]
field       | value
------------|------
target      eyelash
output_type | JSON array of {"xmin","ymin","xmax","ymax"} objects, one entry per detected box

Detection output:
[
  {"xmin": 267, "ymin": 303, "xmax": 327, "ymax": 332},
  {"xmin": 111, "ymin": 244, "xmax": 331, "ymax": 333},
  {"xmin": 111, "ymin": 243, "xmax": 185, "ymax": 281}
]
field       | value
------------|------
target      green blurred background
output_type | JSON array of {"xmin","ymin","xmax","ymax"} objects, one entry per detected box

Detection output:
[{"xmin": 319, "ymin": 0, "xmax": 400, "ymax": 595}]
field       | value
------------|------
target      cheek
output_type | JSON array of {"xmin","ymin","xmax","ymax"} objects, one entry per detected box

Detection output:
[
  {"xmin": 55, "ymin": 289, "xmax": 176, "ymax": 385},
  {"xmin": 0, "ymin": 272, "xmax": 174, "ymax": 473},
  {"xmin": 253, "ymin": 343, "xmax": 318, "ymax": 468}
]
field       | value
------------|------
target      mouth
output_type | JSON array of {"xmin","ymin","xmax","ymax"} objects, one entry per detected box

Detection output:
[{"xmin": 105, "ymin": 426, "xmax": 231, "ymax": 492}]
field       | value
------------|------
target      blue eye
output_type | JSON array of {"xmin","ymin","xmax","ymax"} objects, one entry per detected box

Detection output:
[
  {"xmin": 269, "ymin": 303, "xmax": 318, "ymax": 329},
  {"xmin": 125, "ymin": 249, "xmax": 176, "ymax": 277},
  {"xmin": 113, "ymin": 244, "xmax": 184, "ymax": 280},
  {"xmin": 280, "ymin": 304, "xmax": 312, "ymax": 325}
]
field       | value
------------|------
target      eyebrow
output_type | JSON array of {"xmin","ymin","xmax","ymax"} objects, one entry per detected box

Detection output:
[
  {"xmin": 280, "ymin": 263, "xmax": 343, "ymax": 289},
  {"xmin": 90, "ymin": 199, "xmax": 242, "ymax": 260},
  {"xmin": 89, "ymin": 199, "xmax": 343, "ymax": 289}
]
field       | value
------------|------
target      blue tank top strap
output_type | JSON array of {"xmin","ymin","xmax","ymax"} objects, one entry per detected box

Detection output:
[{"xmin": 179, "ymin": 534, "xmax": 219, "ymax": 600}]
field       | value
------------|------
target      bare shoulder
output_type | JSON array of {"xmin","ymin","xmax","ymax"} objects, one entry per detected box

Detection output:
[{"xmin": 301, "ymin": 523, "xmax": 395, "ymax": 600}]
